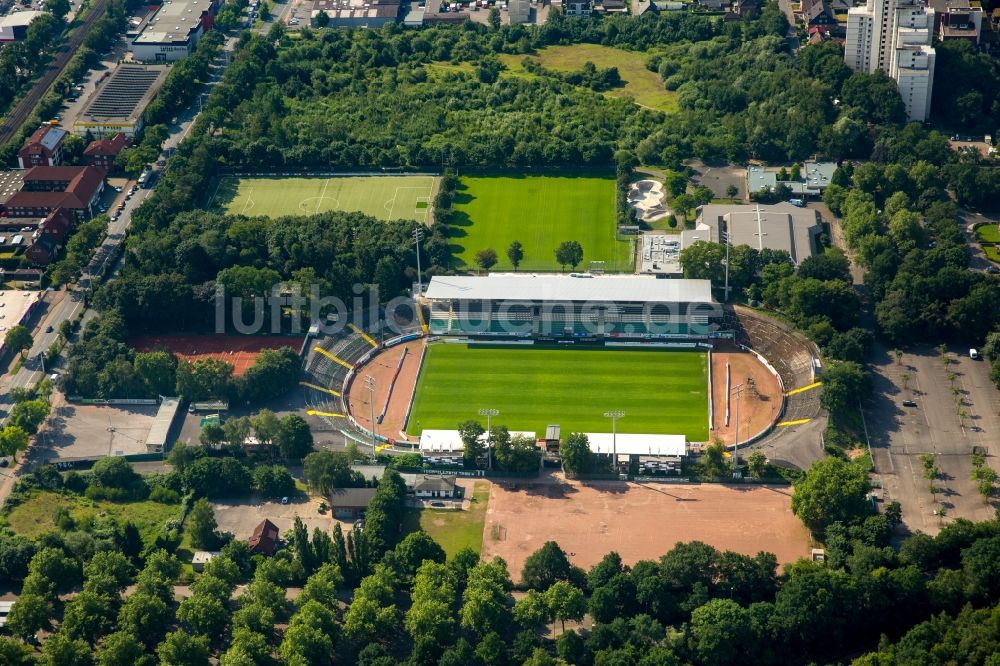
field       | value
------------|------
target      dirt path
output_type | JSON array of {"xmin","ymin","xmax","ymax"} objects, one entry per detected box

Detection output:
[{"xmin": 346, "ymin": 339, "xmax": 424, "ymax": 443}]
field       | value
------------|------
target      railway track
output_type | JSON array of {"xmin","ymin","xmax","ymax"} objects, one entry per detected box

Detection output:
[{"xmin": 0, "ymin": 0, "xmax": 111, "ymax": 148}]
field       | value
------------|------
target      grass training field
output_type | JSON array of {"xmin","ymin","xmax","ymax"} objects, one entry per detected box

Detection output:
[
  {"xmin": 499, "ymin": 44, "xmax": 678, "ymax": 113},
  {"xmin": 450, "ymin": 173, "xmax": 632, "ymax": 272},
  {"xmin": 213, "ymin": 175, "xmax": 438, "ymax": 221},
  {"xmin": 403, "ymin": 481, "xmax": 490, "ymax": 558},
  {"xmin": 408, "ymin": 344, "xmax": 709, "ymax": 439}
]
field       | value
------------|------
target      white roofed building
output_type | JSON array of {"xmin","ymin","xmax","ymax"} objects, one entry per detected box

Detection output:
[
  {"xmin": 130, "ymin": 0, "xmax": 217, "ymax": 62},
  {"xmin": 0, "ymin": 11, "xmax": 45, "ymax": 42}
]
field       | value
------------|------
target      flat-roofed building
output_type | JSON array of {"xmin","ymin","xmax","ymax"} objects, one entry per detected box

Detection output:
[
  {"xmin": 685, "ymin": 203, "xmax": 821, "ymax": 266},
  {"xmin": 312, "ymin": 0, "xmax": 400, "ymax": 26},
  {"xmin": 0, "ymin": 10, "xmax": 45, "ymax": 42},
  {"xmin": 73, "ymin": 64, "xmax": 171, "ymax": 138},
  {"xmin": 0, "ymin": 290, "xmax": 41, "ymax": 356},
  {"xmin": 146, "ymin": 397, "xmax": 182, "ymax": 452},
  {"xmin": 131, "ymin": 0, "xmax": 217, "ymax": 62}
]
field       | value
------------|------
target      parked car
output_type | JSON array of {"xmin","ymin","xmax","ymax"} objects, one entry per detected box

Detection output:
[{"xmin": 902, "ymin": 399, "xmax": 917, "ymax": 407}]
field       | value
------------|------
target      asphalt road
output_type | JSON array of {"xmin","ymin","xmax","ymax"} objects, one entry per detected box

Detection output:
[{"xmin": 0, "ymin": 0, "xmax": 111, "ymax": 146}]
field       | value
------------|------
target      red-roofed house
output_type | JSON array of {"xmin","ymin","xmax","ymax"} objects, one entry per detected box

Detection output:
[
  {"xmin": 18, "ymin": 126, "xmax": 68, "ymax": 169},
  {"xmin": 25, "ymin": 209, "xmax": 74, "ymax": 265},
  {"xmin": 4, "ymin": 166, "xmax": 105, "ymax": 220},
  {"xmin": 83, "ymin": 133, "xmax": 130, "ymax": 174},
  {"xmin": 248, "ymin": 518, "xmax": 280, "ymax": 556}
]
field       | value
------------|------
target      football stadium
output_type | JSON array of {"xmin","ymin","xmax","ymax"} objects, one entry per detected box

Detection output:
[{"xmin": 299, "ymin": 272, "xmax": 823, "ymax": 470}]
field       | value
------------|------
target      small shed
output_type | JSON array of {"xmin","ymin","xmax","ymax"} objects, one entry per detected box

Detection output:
[
  {"xmin": 544, "ymin": 425, "xmax": 561, "ymax": 452},
  {"xmin": 192, "ymin": 551, "xmax": 220, "ymax": 572}
]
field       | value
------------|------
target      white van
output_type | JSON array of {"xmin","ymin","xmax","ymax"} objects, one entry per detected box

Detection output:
[{"xmin": 970, "ymin": 348, "xmax": 979, "ymax": 360}]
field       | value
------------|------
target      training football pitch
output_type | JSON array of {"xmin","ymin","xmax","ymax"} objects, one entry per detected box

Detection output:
[
  {"xmin": 407, "ymin": 344, "xmax": 709, "ymax": 439},
  {"xmin": 449, "ymin": 174, "xmax": 633, "ymax": 272},
  {"xmin": 212, "ymin": 175, "xmax": 438, "ymax": 221}
]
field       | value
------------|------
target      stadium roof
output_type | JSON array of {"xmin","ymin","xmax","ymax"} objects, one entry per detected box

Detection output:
[
  {"xmin": 584, "ymin": 432, "xmax": 687, "ymax": 457},
  {"xmin": 420, "ymin": 429, "xmax": 537, "ymax": 452},
  {"xmin": 425, "ymin": 275, "xmax": 714, "ymax": 304}
]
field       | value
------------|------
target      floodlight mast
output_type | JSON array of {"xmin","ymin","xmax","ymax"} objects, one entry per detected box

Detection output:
[
  {"xmin": 604, "ymin": 410, "xmax": 625, "ymax": 471},
  {"xmin": 478, "ymin": 408, "xmax": 499, "ymax": 471}
]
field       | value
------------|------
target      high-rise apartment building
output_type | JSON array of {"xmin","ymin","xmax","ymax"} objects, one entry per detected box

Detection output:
[{"xmin": 844, "ymin": 0, "xmax": 936, "ymax": 122}]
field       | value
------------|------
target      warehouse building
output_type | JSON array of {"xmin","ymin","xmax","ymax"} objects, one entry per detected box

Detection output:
[
  {"xmin": 131, "ymin": 0, "xmax": 217, "ymax": 62},
  {"xmin": 684, "ymin": 203, "xmax": 822, "ymax": 266},
  {"xmin": 0, "ymin": 11, "xmax": 45, "ymax": 42},
  {"xmin": 73, "ymin": 64, "xmax": 170, "ymax": 138}
]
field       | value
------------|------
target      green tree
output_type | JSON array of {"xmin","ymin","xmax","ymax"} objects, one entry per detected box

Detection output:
[
  {"xmin": 4, "ymin": 325, "xmax": 32, "ymax": 359},
  {"xmin": 488, "ymin": 6, "xmax": 501, "ymax": 29},
  {"xmin": 545, "ymin": 581, "xmax": 586, "ymax": 632},
  {"xmin": 747, "ymin": 450, "xmax": 768, "ymax": 480},
  {"xmin": 513, "ymin": 589, "xmax": 549, "ymax": 629},
  {"xmin": 61, "ymin": 591, "xmax": 116, "ymax": 645},
  {"xmin": 521, "ymin": 541, "xmax": 572, "ymax": 590},
  {"xmin": 220, "ymin": 629, "xmax": 271, "ymax": 666},
  {"xmin": 199, "ymin": 422, "xmax": 225, "ymax": 448},
  {"xmin": 252, "ymin": 464, "xmax": 295, "ymax": 497},
  {"xmin": 4, "ymin": 593, "xmax": 52, "ymax": 639},
  {"xmin": 554, "ymin": 241, "xmax": 584, "ymax": 271},
  {"xmin": 559, "ymin": 432, "xmax": 592, "ymax": 474},
  {"xmin": 690, "ymin": 598, "xmax": 754, "ymax": 666},
  {"xmin": 458, "ymin": 419, "xmax": 486, "ymax": 468},
  {"xmin": 39, "ymin": 631, "xmax": 92, "ymax": 666},
  {"xmin": 95, "ymin": 632, "xmax": 150, "ymax": 666},
  {"xmin": 792, "ymin": 457, "xmax": 872, "ymax": 534},
  {"xmin": 475, "ymin": 248, "xmax": 498, "ymax": 273},
  {"xmin": 187, "ymin": 498, "xmax": 219, "ymax": 550},
  {"xmin": 91, "ymin": 456, "xmax": 139, "ymax": 489},
  {"xmin": 507, "ymin": 240, "xmax": 524, "ymax": 271},
  {"xmin": 0, "ymin": 425, "xmax": 30, "ymax": 461},
  {"xmin": 157, "ymin": 630, "xmax": 210, "ymax": 666},
  {"xmin": 680, "ymin": 240, "xmax": 726, "ymax": 285},
  {"xmin": 177, "ymin": 593, "xmax": 229, "ymax": 638},
  {"xmin": 303, "ymin": 449, "xmax": 360, "ymax": 494},
  {"xmin": 8, "ymin": 399, "xmax": 50, "ymax": 435},
  {"xmin": 726, "ymin": 184, "xmax": 739, "ymax": 199},
  {"xmin": 0, "ymin": 637, "xmax": 34, "ymax": 666},
  {"xmin": 313, "ymin": 9, "xmax": 330, "ymax": 26},
  {"xmin": 820, "ymin": 361, "xmax": 872, "ymax": 419},
  {"xmin": 277, "ymin": 414, "xmax": 313, "ymax": 459}
]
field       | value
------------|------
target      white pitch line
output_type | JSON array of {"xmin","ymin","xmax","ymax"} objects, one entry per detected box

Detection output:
[
  {"xmin": 317, "ymin": 179, "xmax": 331, "ymax": 215},
  {"xmin": 240, "ymin": 188, "xmax": 255, "ymax": 215}
]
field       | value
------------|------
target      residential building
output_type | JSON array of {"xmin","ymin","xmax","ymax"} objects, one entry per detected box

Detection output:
[
  {"xmin": 733, "ymin": 0, "xmax": 761, "ymax": 18},
  {"xmin": 25, "ymin": 209, "xmax": 74, "ymax": 266},
  {"xmin": 685, "ymin": 203, "xmax": 822, "ymax": 265},
  {"xmin": 131, "ymin": 0, "xmax": 217, "ymax": 62},
  {"xmin": 564, "ymin": 0, "xmax": 592, "ymax": 16},
  {"xmin": 0, "ymin": 11, "xmax": 45, "ymax": 42},
  {"xmin": 800, "ymin": 0, "xmax": 838, "ymax": 27},
  {"xmin": 18, "ymin": 126, "xmax": 67, "ymax": 169},
  {"xmin": 83, "ymin": 133, "xmax": 130, "ymax": 174},
  {"xmin": 695, "ymin": 0, "xmax": 726, "ymax": 8},
  {"xmin": 845, "ymin": 0, "xmax": 936, "ymax": 122},
  {"xmin": 330, "ymin": 487, "xmax": 377, "ymax": 519},
  {"xmin": 3, "ymin": 166, "xmax": 105, "ymax": 220},
  {"xmin": 930, "ymin": 0, "xmax": 981, "ymax": 42},
  {"xmin": 594, "ymin": 0, "xmax": 628, "ymax": 12},
  {"xmin": 413, "ymin": 475, "xmax": 458, "ymax": 499},
  {"xmin": 73, "ymin": 64, "xmax": 171, "ymax": 139},
  {"xmin": 747, "ymin": 161, "xmax": 837, "ymax": 197},
  {"xmin": 248, "ymin": 519, "xmax": 280, "ymax": 555}
]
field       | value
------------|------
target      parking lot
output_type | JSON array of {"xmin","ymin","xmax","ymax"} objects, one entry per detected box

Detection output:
[
  {"xmin": 866, "ymin": 344, "xmax": 1000, "ymax": 535},
  {"xmin": 212, "ymin": 496, "xmax": 344, "ymax": 541},
  {"xmin": 38, "ymin": 399, "xmax": 157, "ymax": 460}
]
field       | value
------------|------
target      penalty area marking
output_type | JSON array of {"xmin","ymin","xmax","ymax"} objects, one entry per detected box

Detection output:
[{"xmin": 240, "ymin": 188, "xmax": 255, "ymax": 215}]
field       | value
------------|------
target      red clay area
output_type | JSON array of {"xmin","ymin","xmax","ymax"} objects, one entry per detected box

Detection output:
[
  {"xmin": 482, "ymin": 478, "xmax": 812, "ymax": 580},
  {"xmin": 711, "ymin": 351, "xmax": 782, "ymax": 446},
  {"xmin": 346, "ymin": 339, "xmax": 425, "ymax": 444},
  {"xmin": 129, "ymin": 334, "xmax": 303, "ymax": 376}
]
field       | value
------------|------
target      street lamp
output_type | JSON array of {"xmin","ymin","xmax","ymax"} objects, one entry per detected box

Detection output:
[
  {"xmin": 413, "ymin": 228, "xmax": 424, "ymax": 296},
  {"xmin": 478, "ymin": 408, "xmax": 499, "ymax": 470},
  {"xmin": 604, "ymin": 410, "xmax": 624, "ymax": 471},
  {"xmin": 364, "ymin": 375, "xmax": 377, "ymax": 454}
]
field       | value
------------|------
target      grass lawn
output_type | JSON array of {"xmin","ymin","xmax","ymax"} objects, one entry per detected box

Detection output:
[
  {"xmin": 974, "ymin": 223, "xmax": 1000, "ymax": 244},
  {"xmin": 403, "ymin": 481, "xmax": 491, "ymax": 558},
  {"xmin": 450, "ymin": 173, "xmax": 632, "ymax": 272},
  {"xmin": 5, "ymin": 490, "xmax": 180, "ymax": 546},
  {"xmin": 212, "ymin": 175, "xmax": 438, "ymax": 222},
  {"xmin": 408, "ymin": 344, "xmax": 709, "ymax": 439},
  {"xmin": 499, "ymin": 44, "xmax": 677, "ymax": 113}
]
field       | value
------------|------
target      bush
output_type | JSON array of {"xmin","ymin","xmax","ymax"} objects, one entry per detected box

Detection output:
[{"xmin": 149, "ymin": 486, "xmax": 181, "ymax": 504}]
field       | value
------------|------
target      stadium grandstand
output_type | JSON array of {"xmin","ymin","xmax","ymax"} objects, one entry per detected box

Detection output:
[{"xmin": 425, "ymin": 274, "xmax": 718, "ymax": 340}]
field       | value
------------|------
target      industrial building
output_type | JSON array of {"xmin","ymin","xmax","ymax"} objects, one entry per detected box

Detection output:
[
  {"xmin": 73, "ymin": 64, "xmax": 170, "ymax": 138},
  {"xmin": 131, "ymin": 0, "xmax": 217, "ymax": 62},
  {"xmin": 685, "ymin": 203, "xmax": 822, "ymax": 266},
  {"xmin": 0, "ymin": 10, "xmax": 45, "ymax": 42},
  {"xmin": 311, "ymin": 0, "xmax": 400, "ymax": 26}
]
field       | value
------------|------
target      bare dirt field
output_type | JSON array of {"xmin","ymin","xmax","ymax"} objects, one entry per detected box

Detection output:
[
  {"xmin": 482, "ymin": 478, "xmax": 811, "ymax": 580},
  {"xmin": 711, "ymin": 351, "xmax": 782, "ymax": 446},
  {"xmin": 40, "ymin": 401, "xmax": 157, "ymax": 459},
  {"xmin": 346, "ymin": 339, "xmax": 424, "ymax": 444}
]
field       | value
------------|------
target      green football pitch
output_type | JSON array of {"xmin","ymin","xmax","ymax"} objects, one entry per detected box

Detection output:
[
  {"xmin": 449, "ymin": 174, "xmax": 634, "ymax": 272},
  {"xmin": 407, "ymin": 343, "xmax": 709, "ymax": 440},
  {"xmin": 212, "ymin": 175, "xmax": 438, "ymax": 221}
]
